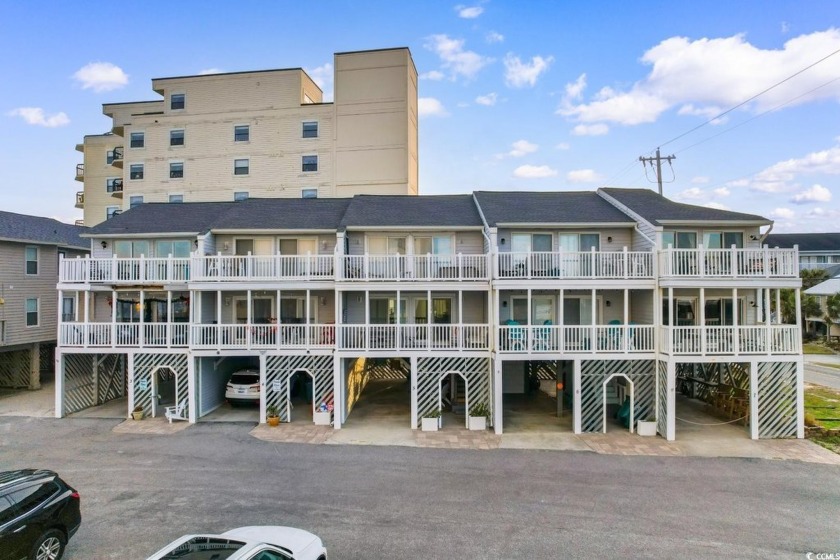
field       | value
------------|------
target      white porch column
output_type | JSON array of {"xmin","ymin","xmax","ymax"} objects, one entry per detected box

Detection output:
[
  {"xmin": 775, "ymin": 289, "xmax": 782, "ymax": 324},
  {"xmin": 365, "ymin": 291, "xmax": 370, "ymax": 350},
  {"xmin": 590, "ymin": 288, "xmax": 596, "ymax": 351},
  {"xmin": 458, "ymin": 290, "xmax": 463, "ymax": 350},
  {"xmin": 83, "ymin": 291, "xmax": 90, "ymax": 349},
  {"xmin": 493, "ymin": 358, "xmax": 503, "ymax": 434},
  {"xmin": 733, "ymin": 288, "xmax": 739, "ymax": 354},
  {"xmin": 623, "ymin": 288, "xmax": 629, "ymax": 351},
  {"xmin": 410, "ymin": 356, "xmax": 418, "ymax": 429},
  {"xmin": 246, "ymin": 289, "xmax": 252, "ymax": 348},
  {"xmin": 396, "ymin": 289, "xmax": 401, "ymax": 351},
  {"xmin": 765, "ymin": 287, "xmax": 772, "ymax": 355},
  {"xmin": 699, "ymin": 288, "xmax": 706, "ymax": 354},
  {"xmin": 749, "ymin": 360, "xmax": 759, "ymax": 440},
  {"xmin": 259, "ymin": 354, "xmax": 267, "ymax": 424},
  {"xmin": 54, "ymin": 351, "xmax": 64, "ymax": 418},
  {"xmin": 188, "ymin": 355, "xmax": 197, "ymax": 423},
  {"xmin": 559, "ymin": 289, "xmax": 565, "ymax": 353},
  {"xmin": 666, "ymin": 359, "xmax": 676, "ymax": 441},
  {"xmin": 333, "ymin": 356, "xmax": 343, "ymax": 429},
  {"xmin": 139, "ymin": 290, "xmax": 145, "ymax": 347},
  {"xmin": 126, "ymin": 352, "xmax": 135, "ymax": 420},
  {"xmin": 527, "ymin": 288, "xmax": 532, "ymax": 352},
  {"xmin": 167, "ymin": 291, "xmax": 173, "ymax": 348},
  {"xmin": 494, "ymin": 288, "xmax": 500, "ymax": 351},
  {"xmin": 573, "ymin": 359, "xmax": 582, "ymax": 434}
]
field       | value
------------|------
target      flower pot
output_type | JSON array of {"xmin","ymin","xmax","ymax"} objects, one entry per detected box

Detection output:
[
  {"xmin": 131, "ymin": 411, "xmax": 144, "ymax": 421},
  {"xmin": 637, "ymin": 420, "xmax": 657, "ymax": 437},
  {"xmin": 421, "ymin": 417, "xmax": 439, "ymax": 432},
  {"xmin": 468, "ymin": 416, "xmax": 487, "ymax": 431},
  {"xmin": 313, "ymin": 411, "xmax": 332, "ymax": 426},
  {"xmin": 267, "ymin": 416, "xmax": 280, "ymax": 427}
]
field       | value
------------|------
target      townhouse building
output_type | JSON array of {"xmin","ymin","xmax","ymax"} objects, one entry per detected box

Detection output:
[
  {"xmin": 74, "ymin": 48, "xmax": 418, "ymax": 227},
  {"xmin": 54, "ymin": 188, "xmax": 804, "ymax": 441},
  {"xmin": 766, "ymin": 232, "xmax": 840, "ymax": 271},
  {"xmin": 0, "ymin": 211, "xmax": 87, "ymax": 390}
]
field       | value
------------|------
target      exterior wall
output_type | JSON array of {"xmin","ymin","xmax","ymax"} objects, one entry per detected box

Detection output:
[
  {"xmin": 212, "ymin": 234, "xmax": 335, "ymax": 256},
  {"xmin": 80, "ymin": 134, "xmax": 123, "ymax": 227},
  {"xmin": 194, "ymin": 290, "xmax": 334, "ymax": 324},
  {"xmin": 343, "ymin": 291, "xmax": 483, "ymax": 324},
  {"xmin": 496, "ymin": 228, "xmax": 634, "ymax": 252},
  {"xmin": 497, "ymin": 289, "xmax": 639, "ymax": 324},
  {"xmin": 346, "ymin": 230, "xmax": 485, "ymax": 256}
]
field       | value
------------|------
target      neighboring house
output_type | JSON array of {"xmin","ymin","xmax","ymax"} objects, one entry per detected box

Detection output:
[
  {"xmin": 0, "ymin": 211, "xmax": 87, "ymax": 390},
  {"xmin": 74, "ymin": 47, "xmax": 418, "ymax": 227},
  {"xmin": 804, "ymin": 272, "xmax": 840, "ymax": 339},
  {"xmin": 765, "ymin": 232, "xmax": 840, "ymax": 271},
  {"xmin": 54, "ymin": 188, "xmax": 804, "ymax": 441}
]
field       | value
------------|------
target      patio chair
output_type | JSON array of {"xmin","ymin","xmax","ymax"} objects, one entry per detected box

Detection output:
[
  {"xmin": 164, "ymin": 399, "xmax": 188, "ymax": 423},
  {"xmin": 533, "ymin": 320, "xmax": 553, "ymax": 350},
  {"xmin": 505, "ymin": 320, "xmax": 526, "ymax": 351}
]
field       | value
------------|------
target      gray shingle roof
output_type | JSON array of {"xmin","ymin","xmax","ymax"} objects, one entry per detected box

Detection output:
[
  {"xmin": 340, "ymin": 195, "xmax": 483, "ymax": 228},
  {"xmin": 473, "ymin": 191, "xmax": 635, "ymax": 227},
  {"xmin": 765, "ymin": 233, "xmax": 840, "ymax": 252},
  {"xmin": 87, "ymin": 202, "xmax": 236, "ymax": 236},
  {"xmin": 0, "ymin": 210, "xmax": 88, "ymax": 250},
  {"xmin": 600, "ymin": 188, "xmax": 770, "ymax": 226}
]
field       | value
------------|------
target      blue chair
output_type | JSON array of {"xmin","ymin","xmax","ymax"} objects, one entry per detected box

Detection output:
[
  {"xmin": 533, "ymin": 320, "xmax": 553, "ymax": 350},
  {"xmin": 505, "ymin": 320, "xmax": 526, "ymax": 351}
]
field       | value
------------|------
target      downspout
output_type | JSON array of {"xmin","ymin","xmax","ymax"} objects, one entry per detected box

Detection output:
[{"xmin": 759, "ymin": 223, "xmax": 773, "ymax": 245}]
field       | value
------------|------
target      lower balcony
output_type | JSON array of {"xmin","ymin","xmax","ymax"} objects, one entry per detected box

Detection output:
[
  {"xmin": 662, "ymin": 325, "xmax": 800, "ymax": 355},
  {"xmin": 190, "ymin": 323, "xmax": 335, "ymax": 351},
  {"xmin": 498, "ymin": 324, "xmax": 655, "ymax": 354},
  {"xmin": 338, "ymin": 324, "xmax": 490, "ymax": 351},
  {"xmin": 59, "ymin": 322, "xmax": 189, "ymax": 348}
]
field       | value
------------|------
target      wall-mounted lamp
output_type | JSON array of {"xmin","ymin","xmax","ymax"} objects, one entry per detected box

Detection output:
[
  {"xmin": 224, "ymin": 297, "xmax": 232, "ymax": 307},
  {"xmin": 607, "ymin": 236, "xmax": 613, "ymax": 243},
  {"xmin": 100, "ymin": 241, "xmax": 108, "ymax": 249},
  {"xmin": 194, "ymin": 239, "xmax": 199, "ymax": 248},
  {"xmin": 749, "ymin": 235, "xmax": 759, "ymax": 241},
  {"xmin": 749, "ymin": 301, "xmax": 757, "ymax": 308},
  {"xmin": 321, "ymin": 240, "xmax": 328, "ymax": 250},
  {"xmin": 222, "ymin": 242, "xmax": 230, "ymax": 251},
  {"xmin": 500, "ymin": 238, "xmax": 506, "ymax": 245},
  {"xmin": 319, "ymin": 296, "xmax": 327, "ymax": 306},
  {"xmin": 605, "ymin": 300, "xmax": 611, "ymax": 307},
  {"xmin": 502, "ymin": 300, "xmax": 508, "ymax": 307}
]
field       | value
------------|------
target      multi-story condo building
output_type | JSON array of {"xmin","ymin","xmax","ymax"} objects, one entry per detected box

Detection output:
[
  {"xmin": 766, "ymin": 232, "xmax": 840, "ymax": 271},
  {"xmin": 74, "ymin": 48, "xmax": 419, "ymax": 227},
  {"xmin": 0, "ymin": 211, "xmax": 87, "ymax": 390},
  {"xmin": 54, "ymin": 188, "xmax": 804, "ymax": 441}
]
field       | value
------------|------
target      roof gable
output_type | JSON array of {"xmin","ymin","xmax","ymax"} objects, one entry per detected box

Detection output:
[{"xmin": 599, "ymin": 188, "xmax": 770, "ymax": 226}]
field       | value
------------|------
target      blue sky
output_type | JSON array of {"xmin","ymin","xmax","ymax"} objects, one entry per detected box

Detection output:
[{"xmin": 1, "ymin": 0, "xmax": 839, "ymax": 233}]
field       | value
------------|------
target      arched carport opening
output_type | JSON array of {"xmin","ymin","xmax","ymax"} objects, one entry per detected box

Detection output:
[{"xmin": 602, "ymin": 373, "xmax": 634, "ymax": 433}]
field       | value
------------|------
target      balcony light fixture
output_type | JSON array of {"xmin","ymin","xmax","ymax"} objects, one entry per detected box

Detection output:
[
  {"xmin": 500, "ymin": 238, "xmax": 506, "ymax": 245},
  {"xmin": 607, "ymin": 236, "xmax": 612, "ymax": 243},
  {"xmin": 101, "ymin": 241, "xmax": 108, "ymax": 249}
]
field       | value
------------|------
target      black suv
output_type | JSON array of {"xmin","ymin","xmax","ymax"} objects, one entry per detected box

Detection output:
[{"xmin": 0, "ymin": 470, "xmax": 81, "ymax": 560}]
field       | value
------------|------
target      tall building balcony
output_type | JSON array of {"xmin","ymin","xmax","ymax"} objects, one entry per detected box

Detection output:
[
  {"xmin": 111, "ymin": 146, "xmax": 124, "ymax": 168},
  {"xmin": 75, "ymin": 163, "xmax": 84, "ymax": 181},
  {"xmin": 75, "ymin": 192, "xmax": 84, "ymax": 209},
  {"xmin": 107, "ymin": 178, "xmax": 124, "ymax": 198}
]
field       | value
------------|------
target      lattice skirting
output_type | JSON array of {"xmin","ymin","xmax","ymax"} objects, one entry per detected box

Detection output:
[
  {"xmin": 757, "ymin": 361, "xmax": 798, "ymax": 438},
  {"xmin": 132, "ymin": 353, "xmax": 188, "ymax": 418},
  {"xmin": 580, "ymin": 359, "xmax": 655, "ymax": 433},
  {"xmin": 0, "ymin": 349, "xmax": 30, "ymax": 389},
  {"xmin": 417, "ymin": 357, "xmax": 491, "ymax": 423},
  {"xmin": 63, "ymin": 354, "xmax": 126, "ymax": 414},
  {"xmin": 265, "ymin": 355, "xmax": 334, "ymax": 423},
  {"xmin": 656, "ymin": 361, "xmax": 668, "ymax": 437},
  {"xmin": 39, "ymin": 343, "xmax": 56, "ymax": 374}
]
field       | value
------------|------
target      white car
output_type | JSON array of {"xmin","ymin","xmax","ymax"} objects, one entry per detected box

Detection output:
[
  {"xmin": 146, "ymin": 526, "xmax": 327, "ymax": 560},
  {"xmin": 225, "ymin": 369, "xmax": 261, "ymax": 406}
]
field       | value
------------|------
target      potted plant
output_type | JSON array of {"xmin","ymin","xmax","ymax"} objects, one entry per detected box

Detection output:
[
  {"xmin": 421, "ymin": 409, "xmax": 441, "ymax": 432},
  {"xmin": 266, "ymin": 404, "xmax": 280, "ymax": 427},
  {"xmin": 468, "ymin": 402, "xmax": 490, "ymax": 431},
  {"xmin": 131, "ymin": 405, "xmax": 144, "ymax": 421},
  {"xmin": 637, "ymin": 418, "xmax": 656, "ymax": 436}
]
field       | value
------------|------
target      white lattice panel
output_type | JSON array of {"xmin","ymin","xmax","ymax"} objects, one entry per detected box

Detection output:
[
  {"xmin": 133, "ymin": 353, "xmax": 188, "ymax": 418},
  {"xmin": 265, "ymin": 355, "xmax": 334, "ymax": 423},
  {"xmin": 579, "ymin": 360, "xmax": 655, "ymax": 433},
  {"xmin": 0, "ymin": 349, "xmax": 30, "ymax": 389},
  {"xmin": 656, "ymin": 361, "xmax": 668, "ymax": 437},
  {"xmin": 63, "ymin": 354, "xmax": 95, "ymax": 414},
  {"xmin": 417, "ymin": 357, "xmax": 491, "ymax": 422},
  {"xmin": 757, "ymin": 361, "xmax": 798, "ymax": 438}
]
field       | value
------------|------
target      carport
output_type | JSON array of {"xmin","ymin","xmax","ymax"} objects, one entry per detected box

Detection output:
[
  {"xmin": 497, "ymin": 360, "xmax": 572, "ymax": 433},
  {"xmin": 339, "ymin": 357, "xmax": 412, "ymax": 431},
  {"xmin": 56, "ymin": 352, "xmax": 127, "ymax": 418},
  {"xmin": 195, "ymin": 355, "xmax": 261, "ymax": 422}
]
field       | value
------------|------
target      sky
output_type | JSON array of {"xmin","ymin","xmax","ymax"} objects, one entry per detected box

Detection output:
[{"xmin": 1, "ymin": 0, "xmax": 839, "ymax": 233}]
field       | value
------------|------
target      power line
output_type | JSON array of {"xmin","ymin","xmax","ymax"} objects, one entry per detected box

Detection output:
[{"xmin": 639, "ymin": 148, "xmax": 676, "ymax": 195}]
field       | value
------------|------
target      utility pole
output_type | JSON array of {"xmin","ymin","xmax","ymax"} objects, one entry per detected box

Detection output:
[{"xmin": 639, "ymin": 148, "xmax": 676, "ymax": 195}]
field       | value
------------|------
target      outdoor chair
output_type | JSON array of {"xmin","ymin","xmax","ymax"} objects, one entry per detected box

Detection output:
[
  {"xmin": 505, "ymin": 320, "xmax": 526, "ymax": 351},
  {"xmin": 164, "ymin": 399, "xmax": 188, "ymax": 423}
]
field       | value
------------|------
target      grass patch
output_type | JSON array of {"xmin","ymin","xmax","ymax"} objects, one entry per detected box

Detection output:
[
  {"xmin": 811, "ymin": 434, "xmax": 840, "ymax": 454},
  {"xmin": 815, "ymin": 362, "xmax": 840, "ymax": 370},
  {"xmin": 803, "ymin": 343, "xmax": 836, "ymax": 355},
  {"xmin": 805, "ymin": 386, "xmax": 840, "ymax": 430}
]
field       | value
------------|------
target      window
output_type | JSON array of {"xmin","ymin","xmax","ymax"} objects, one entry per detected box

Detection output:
[
  {"xmin": 302, "ymin": 121, "xmax": 318, "ymax": 138},
  {"xmin": 155, "ymin": 240, "xmax": 191, "ymax": 258},
  {"xmin": 62, "ymin": 297, "xmax": 75, "ymax": 322},
  {"xmin": 234, "ymin": 159, "xmax": 249, "ymax": 175},
  {"xmin": 234, "ymin": 191, "xmax": 249, "ymax": 202},
  {"xmin": 106, "ymin": 178, "xmax": 122, "ymax": 193},
  {"xmin": 302, "ymin": 155, "xmax": 318, "ymax": 172},
  {"xmin": 106, "ymin": 206, "xmax": 120, "ymax": 220},
  {"xmin": 301, "ymin": 188, "xmax": 318, "ymax": 199},
  {"xmin": 170, "ymin": 129, "xmax": 184, "ymax": 146},
  {"xmin": 234, "ymin": 125, "xmax": 250, "ymax": 142},
  {"xmin": 115, "ymin": 240, "xmax": 149, "ymax": 257},
  {"xmin": 171, "ymin": 93, "xmax": 185, "ymax": 110},
  {"xmin": 557, "ymin": 233, "xmax": 599, "ymax": 252},
  {"xmin": 703, "ymin": 232, "xmax": 744, "ymax": 249},
  {"xmin": 513, "ymin": 233, "xmax": 554, "ymax": 253},
  {"xmin": 129, "ymin": 195, "xmax": 143, "ymax": 208},
  {"xmin": 247, "ymin": 548, "xmax": 293, "ymax": 560},
  {"xmin": 25, "ymin": 246, "xmax": 38, "ymax": 275},
  {"xmin": 130, "ymin": 132, "xmax": 144, "ymax": 148},
  {"xmin": 661, "ymin": 231, "xmax": 697, "ymax": 249},
  {"xmin": 169, "ymin": 194, "xmax": 184, "ymax": 203},
  {"xmin": 170, "ymin": 162, "xmax": 184, "ymax": 178},
  {"xmin": 9, "ymin": 482, "xmax": 58, "ymax": 516},
  {"xmin": 129, "ymin": 164, "xmax": 144, "ymax": 180},
  {"xmin": 26, "ymin": 298, "xmax": 38, "ymax": 326}
]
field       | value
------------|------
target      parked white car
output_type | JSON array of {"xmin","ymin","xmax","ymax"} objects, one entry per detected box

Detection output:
[
  {"xmin": 225, "ymin": 369, "xmax": 261, "ymax": 406},
  {"xmin": 145, "ymin": 526, "xmax": 327, "ymax": 560}
]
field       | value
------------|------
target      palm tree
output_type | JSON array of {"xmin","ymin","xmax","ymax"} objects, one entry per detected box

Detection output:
[
  {"xmin": 824, "ymin": 292, "xmax": 840, "ymax": 337},
  {"xmin": 801, "ymin": 268, "xmax": 829, "ymax": 290}
]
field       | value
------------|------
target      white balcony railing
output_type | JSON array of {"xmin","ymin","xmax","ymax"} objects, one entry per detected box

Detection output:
[
  {"xmin": 339, "ymin": 254, "xmax": 489, "ymax": 281},
  {"xmin": 659, "ymin": 247, "xmax": 798, "ymax": 279},
  {"xmin": 190, "ymin": 254, "xmax": 334, "ymax": 282},
  {"xmin": 497, "ymin": 325, "xmax": 655, "ymax": 354},
  {"xmin": 59, "ymin": 322, "xmax": 189, "ymax": 348},
  {"xmin": 662, "ymin": 325, "xmax": 800, "ymax": 355},
  {"xmin": 337, "ymin": 324, "xmax": 490, "ymax": 351},
  {"xmin": 190, "ymin": 323, "xmax": 335, "ymax": 350},
  {"xmin": 496, "ymin": 250, "xmax": 654, "ymax": 280},
  {"xmin": 59, "ymin": 256, "xmax": 190, "ymax": 284}
]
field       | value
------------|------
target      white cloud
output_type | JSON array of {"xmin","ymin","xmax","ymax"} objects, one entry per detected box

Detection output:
[
  {"xmin": 566, "ymin": 169, "xmax": 602, "ymax": 183},
  {"xmin": 305, "ymin": 63, "xmax": 334, "ymax": 101},
  {"xmin": 713, "ymin": 186, "xmax": 730, "ymax": 197},
  {"xmin": 564, "ymin": 74, "xmax": 587, "ymax": 101},
  {"xmin": 486, "ymin": 31, "xmax": 504, "ymax": 43},
  {"xmin": 504, "ymin": 54, "xmax": 553, "ymax": 88},
  {"xmin": 791, "ymin": 183, "xmax": 832, "ymax": 203},
  {"xmin": 676, "ymin": 187, "xmax": 705, "ymax": 200},
  {"xmin": 749, "ymin": 146, "xmax": 840, "ymax": 192},
  {"xmin": 556, "ymin": 142, "xmax": 570, "ymax": 150},
  {"xmin": 7, "ymin": 107, "xmax": 69, "ymax": 127},
  {"xmin": 198, "ymin": 68, "xmax": 222, "ymax": 75},
  {"xmin": 677, "ymin": 104, "xmax": 728, "ymax": 125},
  {"xmin": 514, "ymin": 165, "xmax": 557, "ymax": 178},
  {"xmin": 704, "ymin": 202, "xmax": 730, "ymax": 210},
  {"xmin": 781, "ymin": 21, "xmax": 790, "ymax": 34},
  {"xmin": 475, "ymin": 92, "xmax": 498, "ymax": 106},
  {"xmin": 425, "ymin": 34, "xmax": 492, "ymax": 80},
  {"xmin": 507, "ymin": 140, "xmax": 538, "ymax": 157},
  {"xmin": 418, "ymin": 97, "xmax": 449, "ymax": 117},
  {"xmin": 557, "ymin": 29, "xmax": 840, "ymax": 125},
  {"xmin": 420, "ymin": 70, "xmax": 445, "ymax": 81},
  {"xmin": 72, "ymin": 62, "xmax": 128, "ymax": 92},
  {"xmin": 691, "ymin": 176, "xmax": 710, "ymax": 184},
  {"xmin": 771, "ymin": 207, "xmax": 795, "ymax": 219},
  {"xmin": 571, "ymin": 123, "xmax": 609, "ymax": 136},
  {"xmin": 456, "ymin": 5, "xmax": 483, "ymax": 18}
]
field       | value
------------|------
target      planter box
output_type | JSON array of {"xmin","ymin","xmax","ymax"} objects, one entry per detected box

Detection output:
[
  {"xmin": 313, "ymin": 411, "xmax": 332, "ymax": 426},
  {"xmin": 637, "ymin": 420, "xmax": 657, "ymax": 437},
  {"xmin": 131, "ymin": 411, "xmax": 144, "ymax": 421},
  {"xmin": 421, "ymin": 417, "xmax": 439, "ymax": 432},
  {"xmin": 468, "ymin": 416, "xmax": 487, "ymax": 431}
]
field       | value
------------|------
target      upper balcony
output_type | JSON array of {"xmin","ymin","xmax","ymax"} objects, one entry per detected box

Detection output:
[
  {"xmin": 107, "ymin": 178, "xmax": 124, "ymax": 198},
  {"xmin": 498, "ymin": 324, "xmax": 655, "ymax": 354},
  {"xmin": 59, "ymin": 256, "xmax": 190, "ymax": 285},
  {"xmin": 661, "ymin": 325, "xmax": 800, "ymax": 356},
  {"xmin": 338, "ymin": 324, "xmax": 491, "ymax": 352},
  {"xmin": 111, "ymin": 146, "xmax": 124, "ymax": 168},
  {"xmin": 338, "ymin": 254, "xmax": 489, "ymax": 282},
  {"xmin": 659, "ymin": 247, "xmax": 798, "ymax": 280},
  {"xmin": 75, "ymin": 192, "xmax": 84, "ymax": 209},
  {"xmin": 75, "ymin": 164, "xmax": 84, "ymax": 181},
  {"xmin": 496, "ymin": 250, "xmax": 654, "ymax": 281},
  {"xmin": 190, "ymin": 255, "xmax": 334, "ymax": 282},
  {"xmin": 74, "ymin": 219, "xmax": 84, "ymax": 226},
  {"xmin": 59, "ymin": 322, "xmax": 189, "ymax": 349}
]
